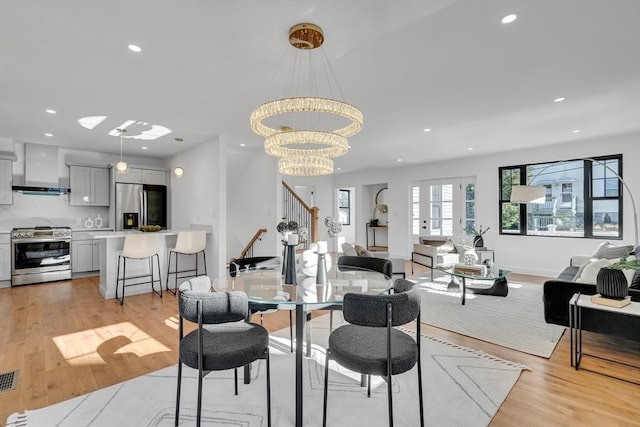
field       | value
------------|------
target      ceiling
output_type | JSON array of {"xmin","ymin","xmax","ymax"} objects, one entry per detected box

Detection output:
[{"xmin": 1, "ymin": 0, "xmax": 639, "ymax": 174}]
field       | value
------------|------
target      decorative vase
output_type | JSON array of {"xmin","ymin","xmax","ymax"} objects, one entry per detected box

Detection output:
[
  {"xmin": 284, "ymin": 244, "xmax": 298, "ymax": 285},
  {"xmin": 473, "ymin": 235, "xmax": 484, "ymax": 248},
  {"xmin": 463, "ymin": 250, "xmax": 478, "ymax": 266},
  {"xmin": 596, "ymin": 268, "xmax": 628, "ymax": 299},
  {"xmin": 316, "ymin": 253, "xmax": 328, "ymax": 285}
]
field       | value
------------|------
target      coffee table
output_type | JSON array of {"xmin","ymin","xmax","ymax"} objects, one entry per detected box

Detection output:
[{"xmin": 436, "ymin": 265, "xmax": 511, "ymax": 305}]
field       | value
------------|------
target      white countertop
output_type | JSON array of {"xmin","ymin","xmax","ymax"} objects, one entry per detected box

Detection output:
[{"xmin": 90, "ymin": 230, "xmax": 180, "ymax": 239}]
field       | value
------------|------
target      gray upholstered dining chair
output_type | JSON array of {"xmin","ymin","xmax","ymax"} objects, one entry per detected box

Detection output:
[
  {"xmin": 175, "ymin": 277, "xmax": 271, "ymax": 427},
  {"xmin": 322, "ymin": 278, "xmax": 424, "ymax": 427}
]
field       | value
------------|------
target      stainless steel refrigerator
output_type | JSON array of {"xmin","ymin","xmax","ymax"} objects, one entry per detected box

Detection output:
[{"xmin": 115, "ymin": 183, "xmax": 168, "ymax": 231}]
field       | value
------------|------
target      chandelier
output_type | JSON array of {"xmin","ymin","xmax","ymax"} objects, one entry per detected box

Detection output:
[{"xmin": 250, "ymin": 23, "xmax": 363, "ymax": 176}]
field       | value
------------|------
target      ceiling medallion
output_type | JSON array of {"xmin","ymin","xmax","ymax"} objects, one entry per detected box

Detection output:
[{"xmin": 250, "ymin": 23, "xmax": 363, "ymax": 176}]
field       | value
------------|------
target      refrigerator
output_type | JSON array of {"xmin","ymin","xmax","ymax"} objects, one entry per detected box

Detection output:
[{"xmin": 115, "ymin": 183, "xmax": 168, "ymax": 231}]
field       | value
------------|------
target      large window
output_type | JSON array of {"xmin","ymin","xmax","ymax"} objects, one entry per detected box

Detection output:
[
  {"xmin": 338, "ymin": 189, "xmax": 351, "ymax": 225},
  {"xmin": 499, "ymin": 155, "xmax": 623, "ymax": 239},
  {"xmin": 412, "ymin": 186, "xmax": 420, "ymax": 235}
]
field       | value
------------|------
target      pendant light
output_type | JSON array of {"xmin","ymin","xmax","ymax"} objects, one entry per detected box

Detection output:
[
  {"xmin": 115, "ymin": 128, "xmax": 129, "ymax": 174},
  {"xmin": 173, "ymin": 137, "xmax": 184, "ymax": 178}
]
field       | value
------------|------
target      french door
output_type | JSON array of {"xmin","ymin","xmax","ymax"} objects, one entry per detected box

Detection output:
[{"xmin": 412, "ymin": 177, "xmax": 476, "ymax": 240}]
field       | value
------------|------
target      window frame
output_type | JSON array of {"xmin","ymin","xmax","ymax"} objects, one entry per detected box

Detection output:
[
  {"xmin": 498, "ymin": 154, "xmax": 623, "ymax": 239},
  {"xmin": 338, "ymin": 189, "xmax": 351, "ymax": 226}
]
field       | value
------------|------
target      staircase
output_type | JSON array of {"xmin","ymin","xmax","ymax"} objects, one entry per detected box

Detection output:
[{"xmin": 282, "ymin": 180, "xmax": 319, "ymax": 249}]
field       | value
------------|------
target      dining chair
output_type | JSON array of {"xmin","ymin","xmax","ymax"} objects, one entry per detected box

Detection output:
[
  {"xmin": 337, "ymin": 255, "xmax": 393, "ymax": 278},
  {"xmin": 322, "ymin": 278, "xmax": 424, "ymax": 427},
  {"xmin": 166, "ymin": 230, "xmax": 207, "ymax": 295},
  {"xmin": 175, "ymin": 278, "xmax": 271, "ymax": 427},
  {"xmin": 229, "ymin": 256, "xmax": 294, "ymax": 352}
]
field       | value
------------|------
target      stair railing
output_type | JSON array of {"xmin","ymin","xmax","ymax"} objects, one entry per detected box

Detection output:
[
  {"xmin": 237, "ymin": 228, "xmax": 268, "ymax": 260},
  {"xmin": 282, "ymin": 180, "xmax": 319, "ymax": 249}
]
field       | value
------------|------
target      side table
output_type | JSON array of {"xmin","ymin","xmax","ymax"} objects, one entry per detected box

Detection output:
[{"xmin": 569, "ymin": 293, "xmax": 640, "ymax": 384}]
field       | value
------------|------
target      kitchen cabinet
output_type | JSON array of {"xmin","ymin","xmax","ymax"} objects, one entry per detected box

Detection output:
[
  {"xmin": 0, "ymin": 159, "xmax": 13, "ymax": 205},
  {"xmin": 114, "ymin": 168, "xmax": 166, "ymax": 185},
  {"xmin": 69, "ymin": 166, "xmax": 110, "ymax": 206},
  {"xmin": 0, "ymin": 233, "xmax": 10, "ymax": 281},
  {"xmin": 72, "ymin": 232, "xmax": 102, "ymax": 273}
]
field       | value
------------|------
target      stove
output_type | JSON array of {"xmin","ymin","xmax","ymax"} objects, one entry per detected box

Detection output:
[{"xmin": 10, "ymin": 226, "xmax": 72, "ymax": 286}]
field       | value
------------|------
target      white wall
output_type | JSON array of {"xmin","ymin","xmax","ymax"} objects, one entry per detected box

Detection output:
[
  {"xmin": 168, "ymin": 137, "xmax": 224, "ymax": 277},
  {"xmin": 333, "ymin": 132, "xmax": 640, "ymax": 277}
]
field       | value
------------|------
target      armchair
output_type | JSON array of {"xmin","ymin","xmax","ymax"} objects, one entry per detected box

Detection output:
[{"xmin": 411, "ymin": 236, "xmax": 460, "ymax": 281}]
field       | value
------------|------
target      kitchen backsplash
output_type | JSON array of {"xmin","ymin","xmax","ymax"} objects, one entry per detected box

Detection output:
[{"xmin": 0, "ymin": 191, "xmax": 109, "ymax": 230}]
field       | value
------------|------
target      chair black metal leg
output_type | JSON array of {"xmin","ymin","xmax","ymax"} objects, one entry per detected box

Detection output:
[
  {"xmin": 116, "ymin": 255, "xmax": 122, "ymax": 304},
  {"xmin": 197, "ymin": 367, "xmax": 203, "ymax": 427},
  {"xmin": 417, "ymin": 315, "xmax": 424, "ymax": 427},
  {"xmin": 202, "ymin": 250, "xmax": 207, "ymax": 276},
  {"xmin": 166, "ymin": 251, "xmax": 177, "ymax": 295},
  {"xmin": 266, "ymin": 351, "xmax": 272, "ymax": 427},
  {"xmin": 175, "ymin": 361, "xmax": 182, "ymax": 427},
  {"xmin": 120, "ymin": 257, "xmax": 127, "ymax": 305},
  {"xmin": 367, "ymin": 374, "xmax": 371, "ymax": 397},
  {"xmin": 322, "ymin": 348, "xmax": 330, "ymax": 427},
  {"xmin": 234, "ymin": 368, "xmax": 238, "ymax": 395}
]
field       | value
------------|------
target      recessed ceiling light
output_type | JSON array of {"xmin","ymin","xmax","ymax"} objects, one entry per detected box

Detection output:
[
  {"xmin": 45, "ymin": 133, "xmax": 53, "ymax": 137},
  {"xmin": 46, "ymin": 109, "xmax": 56, "ymax": 114},
  {"xmin": 554, "ymin": 97, "xmax": 566, "ymax": 103},
  {"xmin": 240, "ymin": 143, "xmax": 246, "ymax": 147},
  {"xmin": 501, "ymin": 14, "xmax": 517, "ymax": 24},
  {"xmin": 572, "ymin": 129, "xmax": 581, "ymax": 133},
  {"xmin": 337, "ymin": 167, "xmax": 341, "ymax": 171},
  {"xmin": 423, "ymin": 128, "xmax": 432, "ymax": 132},
  {"xmin": 141, "ymin": 146, "xmax": 148, "ymax": 150},
  {"xmin": 397, "ymin": 158, "xmax": 403, "ymax": 162},
  {"xmin": 128, "ymin": 44, "xmax": 142, "ymax": 53},
  {"xmin": 467, "ymin": 147, "xmax": 474, "ymax": 151}
]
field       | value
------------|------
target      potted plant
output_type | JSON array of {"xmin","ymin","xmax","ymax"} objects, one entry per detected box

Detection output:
[
  {"xmin": 464, "ymin": 225, "xmax": 490, "ymax": 248},
  {"xmin": 597, "ymin": 257, "xmax": 640, "ymax": 299}
]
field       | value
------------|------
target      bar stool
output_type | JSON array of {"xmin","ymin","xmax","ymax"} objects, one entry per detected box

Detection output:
[
  {"xmin": 116, "ymin": 234, "xmax": 163, "ymax": 305},
  {"xmin": 166, "ymin": 230, "xmax": 207, "ymax": 295}
]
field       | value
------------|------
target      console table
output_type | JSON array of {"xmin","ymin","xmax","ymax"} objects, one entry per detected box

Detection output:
[
  {"xmin": 366, "ymin": 223, "xmax": 388, "ymax": 251},
  {"xmin": 569, "ymin": 293, "xmax": 640, "ymax": 384}
]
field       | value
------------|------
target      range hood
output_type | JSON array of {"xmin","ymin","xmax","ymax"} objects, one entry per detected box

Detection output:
[{"xmin": 12, "ymin": 143, "xmax": 70, "ymax": 195}]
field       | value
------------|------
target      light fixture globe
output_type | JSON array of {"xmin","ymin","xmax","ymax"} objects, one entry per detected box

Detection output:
[
  {"xmin": 115, "ymin": 128, "xmax": 128, "ymax": 174},
  {"xmin": 173, "ymin": 166, "xmax": 184, "ymax": 178}
]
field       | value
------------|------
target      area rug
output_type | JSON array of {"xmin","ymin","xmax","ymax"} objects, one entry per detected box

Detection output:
[
  {"xmin": 414, "ymin": 276, "xmax": 565, "ymax": 358},
  {"xmin": 6, "ymin": 318, "xmax": 527, "ymax": 427}
]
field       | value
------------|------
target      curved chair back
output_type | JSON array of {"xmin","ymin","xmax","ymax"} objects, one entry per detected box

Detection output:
[
  {"xmin": 229, "ymin": 256, "xmax": 281, "ymax": 277},
  {"xmin": 174, "ymin": 230, "xmax": 207, "ymax": 254},
  {"xmin": 178, "ymin": 290, "xmax": 248, "ymax": 324},
  {"xmin": 342, "ymin": 287, "xmax": 420, "ymax": 327},
  {"xmin": 122, "ymin": 234, "xmax": 161, "ymax": 259},
  {"xmin": 179, "ymin": 276, "xmax": 212, "ymax": 292},
  {"xmin": 337, "ymin": 255, "xmax": 392, "ymax": 278}
]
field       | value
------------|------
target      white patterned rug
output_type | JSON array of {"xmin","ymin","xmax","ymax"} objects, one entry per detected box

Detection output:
[
  {"xmin": 6, "ymin": 317, "xmax": 527, "ymax": 427},
  {"xmin": 414, "ymin": 276, "xmax": 566, "ymax": 358}
]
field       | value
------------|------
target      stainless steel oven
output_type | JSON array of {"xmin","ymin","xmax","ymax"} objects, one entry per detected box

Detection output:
[{"xmin": 11, "ymin": 226, "xmax": 72, "ymax": 286}]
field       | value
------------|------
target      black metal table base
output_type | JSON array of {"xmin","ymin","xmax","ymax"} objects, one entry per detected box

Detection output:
[{"xmin": 447, "ymin": 277, "xmax": 508, "ymax": 305}]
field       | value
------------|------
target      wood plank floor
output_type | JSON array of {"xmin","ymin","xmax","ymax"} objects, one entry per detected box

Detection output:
[{"xmin": 1, "ymin": 265, "xmax": 639, "ymax": 426}]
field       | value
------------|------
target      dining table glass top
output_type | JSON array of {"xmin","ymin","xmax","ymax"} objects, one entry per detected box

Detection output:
[{"xmin": 213, "ymin": 266, "xmax": 393, "ymax": 308}]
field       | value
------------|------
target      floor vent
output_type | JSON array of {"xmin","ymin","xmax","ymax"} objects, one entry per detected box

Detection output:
[{"xmin": 0, "ymin": 370, "xmax": 19, "ymax": 393}]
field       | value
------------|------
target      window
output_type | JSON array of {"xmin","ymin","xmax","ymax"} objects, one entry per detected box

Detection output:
[
  {"xmin": 412, "ymin": 186, "xmax": 420, "ymax": 235},
  {"xmin": 465, "ymin": 183, "xmax": 476, "ymax": 235},
  {"xmin": 499, "ymin": 155, "xmax": 623, "ymax": 239},
  {"xmin": 430, "ymin": 184, "xmax": 454, "ymax": 236},
  {"xmin": 338, "ymin": 189, "xmax": 351, "ymax": 225}
]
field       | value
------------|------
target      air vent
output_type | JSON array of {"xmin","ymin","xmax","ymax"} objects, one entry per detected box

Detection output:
[{"xmin": 0, "ymin": 369, "xmax": 19, "ymax": 393}]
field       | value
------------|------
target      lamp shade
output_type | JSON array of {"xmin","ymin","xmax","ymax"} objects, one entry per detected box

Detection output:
[{"xmin": 510, "ymin": 185, "xmax": 546, "ymax": 204}]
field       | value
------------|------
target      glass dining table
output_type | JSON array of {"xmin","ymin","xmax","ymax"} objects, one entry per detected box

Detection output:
[{"xmin": 213, "ymin": 265, "xmax": 393, "ymax": 427}]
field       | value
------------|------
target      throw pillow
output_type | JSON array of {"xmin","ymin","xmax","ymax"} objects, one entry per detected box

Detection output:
[
  {"xmin": 354, "ymin": 244, "xmax": 373, "ymax": 257},
  {"xmin": 436, "ymin": 239, "xmax": 455, "ymax": 254},
  {"xmin": 574, "ymin": 258, "xmax": 620, "ymax": 284},
  {"xmin": 593, "ymin": 242, "xmax": 634, "ymax": 259},
  {"xmin": 454, "ymin": 243, "xmax": 474, "ymax": 255},
  {"xmin": 341, "ymin": 242, "xmax": 358, "ymax": 257}
]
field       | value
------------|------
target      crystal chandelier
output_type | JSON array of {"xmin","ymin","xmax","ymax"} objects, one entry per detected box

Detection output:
[
  {"xmin": 115, "ymin": 128, "xmax": 129, "ymax": 174},
  {"xmin": 250, "ymin": 23, "xmax": 363, "ymax": 176}
]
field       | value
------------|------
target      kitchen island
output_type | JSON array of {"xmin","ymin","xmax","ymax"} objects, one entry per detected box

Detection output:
[{"xmin": 89, "ymin": 230, "xmax": 184, "ymax": 300}]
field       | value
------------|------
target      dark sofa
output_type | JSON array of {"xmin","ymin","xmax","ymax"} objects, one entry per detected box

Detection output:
[{"xmin": 543, "ymin": 254, "xmax": 640, "ymax": 342}]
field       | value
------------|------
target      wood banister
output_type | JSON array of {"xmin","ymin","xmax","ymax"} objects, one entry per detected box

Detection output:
[{"xmin": 237, "ymin": 228, "xmax": 268, "ymax": 260}]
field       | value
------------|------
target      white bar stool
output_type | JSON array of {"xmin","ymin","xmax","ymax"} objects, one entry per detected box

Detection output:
[
  {"xmin": 116, "ymin": 234, "xmax": 163, "ymax": 305},
  {"xmin": 166, "ymin": 230, "xmax": 207, "ymax": 295}
]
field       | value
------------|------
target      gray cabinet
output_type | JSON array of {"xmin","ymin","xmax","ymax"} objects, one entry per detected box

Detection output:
[
  {"xmin": 0, "ymin": 233, "xmax": 10, "ymax": 281},
  {"xmin": 69, "ymin": 166, "xmax": 110, "ymax": 206},
  {"xmin": 0, "ymin": 159, "xmax": 13, "ymax": 205},
  {"xmin": 114, "ymin": 168, "xmax": 166, "ymax": 185},
  {"xmin": 72, "ymin": 232, "xmax": 104, "ymax": 273}
]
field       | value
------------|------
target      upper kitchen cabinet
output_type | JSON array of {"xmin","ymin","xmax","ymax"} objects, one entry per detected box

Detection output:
[
  {"xmin": 69, "ymin": 165, "xmax": 110, "ymax": 206},
  {"xmin": 0, "ymin": 158, "xmax": 13, "ymax": 205},
  {"xmin": 114, "ymin": 168, "xmax": 166, "ymax": 185}
]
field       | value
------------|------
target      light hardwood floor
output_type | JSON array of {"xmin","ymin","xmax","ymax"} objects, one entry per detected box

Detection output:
[{"xmin": 1, "ymin": 264, "xmax": 639, "ymax": 426}]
